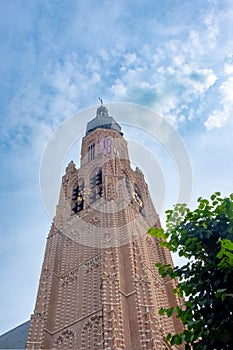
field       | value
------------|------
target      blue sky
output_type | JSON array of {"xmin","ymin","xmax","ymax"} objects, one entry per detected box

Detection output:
[{"xmin": 1, "ymin": 0, "xmax": 233, "ymax": 334}]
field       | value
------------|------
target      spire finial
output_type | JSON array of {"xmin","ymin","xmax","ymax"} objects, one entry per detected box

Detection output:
[{"xmin": 98, "ymin": 97, "xmax": 103, "ymax": 105}]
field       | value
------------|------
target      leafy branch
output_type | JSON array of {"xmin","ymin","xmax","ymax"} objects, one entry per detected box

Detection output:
[{"xmin": 148, "ymin": 192, "xmax": 233, "ymax": 349}]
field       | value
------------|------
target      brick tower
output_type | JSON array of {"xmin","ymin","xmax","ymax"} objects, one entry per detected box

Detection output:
[{"xmin": 26, "ymin": 104, "xmax": 182, "ymax": 349}]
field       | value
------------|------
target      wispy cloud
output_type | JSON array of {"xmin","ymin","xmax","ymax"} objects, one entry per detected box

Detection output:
[
  {"xmin": 205, "ymin": 76, "xmax": 233, "ymax": 129},
  {"xmin": 1, "ymin": 0, "xmax": 233, "ymax": 335}
]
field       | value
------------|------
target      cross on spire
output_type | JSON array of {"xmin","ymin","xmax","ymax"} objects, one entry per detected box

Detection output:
[{"xmin": 98, "ymin": 97, "xmax": 103, "ymax": 105}]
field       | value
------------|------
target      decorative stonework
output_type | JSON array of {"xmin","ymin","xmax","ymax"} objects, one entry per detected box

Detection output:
[
  {"xmin": 85, "ymin": 254, "xmax": 102, "ymax": 272},
  {"xmin": 81, "ymin": 313, "xmax": 103, "ymax": 350},
  {"xmin": 53, "ymin": 329, "xmax": 75, "ymax": 349},
  {"xmin": 26, "ymin": 106, "xmax": 183, "ymax": 350},
  {"xmin": 60, "ymin": 267, "xmax": 79, "ymax": 286}
]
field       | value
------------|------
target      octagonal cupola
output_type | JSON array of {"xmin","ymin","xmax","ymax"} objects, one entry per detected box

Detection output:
[
  {"xmin": 85, "ymin": 101, "xmax": 123, "ymax": 136},
  {"xmin": 96, "ymin": 104, "xmax": 109, "ymax": 118}
]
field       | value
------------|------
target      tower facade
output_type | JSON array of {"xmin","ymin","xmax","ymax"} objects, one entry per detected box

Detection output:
[{"xmin": 26, "ymin": 105, "xmax": 182, "ymax": 350}]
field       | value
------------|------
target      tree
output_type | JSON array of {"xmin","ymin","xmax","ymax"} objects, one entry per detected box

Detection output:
[{"xmin": 148, "ymin": 192, "xmax": 233, "ymax": 349}]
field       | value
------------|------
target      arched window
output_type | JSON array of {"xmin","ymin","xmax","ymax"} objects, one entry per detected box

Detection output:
[
  {"xmin": 122, "ymin": 170, "xmax": 132, "ymax": 199},
  {"xmin": 89, "ymin": 168, "xmax": 102, "ymax": 203},
  {"xmin": 71, "ymin": 182, "xmax": 84, "ymax": 214},
  {"xmin": 88, "ymin": 143, "xmax": 95, "ymax": 161},
  {"xmin": 96, "ymin": 168, "xmax": 102, "ymax": 198}
]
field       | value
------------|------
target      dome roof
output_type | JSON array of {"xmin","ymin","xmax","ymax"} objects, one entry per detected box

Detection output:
[{"xmin": 86, "ymin": 105, "xmax": 122, "ymax": 136}]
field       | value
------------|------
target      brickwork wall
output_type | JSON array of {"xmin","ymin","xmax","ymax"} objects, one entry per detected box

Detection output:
[{"xmin": 26, "ymin": 124, "xmax": 182, "ymax": 350}]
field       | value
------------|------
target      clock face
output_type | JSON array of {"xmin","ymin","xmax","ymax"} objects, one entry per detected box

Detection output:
[{"xmin": 132, "ymin": 189, "xmax": 143, "ymax": 208}]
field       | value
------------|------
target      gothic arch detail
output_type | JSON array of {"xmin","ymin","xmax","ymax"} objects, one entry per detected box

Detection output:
[
  {"xmin": 53, "ymin": 329, "xmax": 75, "ymax": 349},
  {"xmin": 80, "ymin": 314, "xmax": 103, "ymax": 350}
]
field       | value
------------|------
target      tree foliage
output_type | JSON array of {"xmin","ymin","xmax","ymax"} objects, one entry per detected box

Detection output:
[{"xmin": 148, "ymin": 192, "xmax": 233, "ymax": 349}]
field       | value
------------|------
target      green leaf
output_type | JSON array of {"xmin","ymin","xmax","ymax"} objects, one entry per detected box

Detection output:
[
  {"xmin": 171, "ymin": 334, "xmax": 182, "ymax": 346},
  {"xmin": 147, "ymin": 227, "xmax": 166, "ymax": 239},
  {"xmin": 158, "ymin": 308, "xmax": 165, "ymax": 315},
  {"xmin": 154, "ymin": 192, "xmax": 233, "ymax": 349},
  {"xmin": 167, "ymin": 307, "xmax": 175, "ymax": 317},
  {"xmin": 222, "ymin": 239, "xmax": 233, "ymax": 250},
  {"xmin": 147, "ymin": 227, "xmax": 157, "ymax": 236},
  {"xmin": 215, "ymin": 288, "xmax": 227, "ymax": 298}
]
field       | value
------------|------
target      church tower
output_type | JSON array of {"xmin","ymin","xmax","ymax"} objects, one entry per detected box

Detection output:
[{"xmin": 26, "ymin": 104, "xmax": 182, "ymax": 350}]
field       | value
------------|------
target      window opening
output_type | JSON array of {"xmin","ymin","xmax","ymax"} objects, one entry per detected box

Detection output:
[
  {"xmin": 88, "ymin": 143, "xmax": 95, "ymax": 161},
  {"xmin": 72, "ymin": 184, "xmax": 84, "ymax": 213},
  {"xmin": 96, "ymin": 169, "xmax": 102, "ymax": 198},
  {"xmin": 90, "ymin": 168, "xmax": 103, "ymax": 203},
  {"xmin": 103, "ymin": 138, "xmax": 111, "ymax": 155}
]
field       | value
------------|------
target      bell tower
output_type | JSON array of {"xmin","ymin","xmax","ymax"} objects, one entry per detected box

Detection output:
[{"xmin": 26, "ymin": 104, "xmax": 183, "ymax": 349}]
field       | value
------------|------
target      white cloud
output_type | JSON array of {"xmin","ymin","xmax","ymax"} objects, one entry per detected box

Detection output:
[
  {"xmin": 2, "ymin": 0, "xmax": 233, "ymax": 336},
  {"xmin": 205, "ymin": 76, "xmax": 233, "ymax": 129},
  {"xmin": 220, "ymin": 76, "xmax": 233, "ymax": 104},
  {"xmin": 3, "ymin": 54, "xmax": 104, "ymax": 153},
  {"xmin": 224, "ymin": 63, "xmax": 233, "ymax": 74},
  {"xmin": 149, "ymin": 61, "xmax": 217, "ymax": 126},
  {"xmin": 204, "ymin": 11, "xmax": 219, "ymax": 49},
  {"xmin": 101, "ymin": 23, "xmax": 219, "ymax": 128},
  {"xmin": 204, "ymin": 111, "xmax": 227, "ymax": 129},
  {"xmin": 123, "ymin": 53, "xmax": 137, "ymax": 67},
  {"xmin": 111, "ymin": 79, "xmax": 128, "ymax": 97},
  {"xmin": 189, "ymin": 30, "xmax": 204, "ymax": 53}
]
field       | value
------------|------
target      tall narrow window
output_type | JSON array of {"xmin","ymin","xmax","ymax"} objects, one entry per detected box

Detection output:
[
  {"xmin": 96, "ymin": 169, "xmax": 102, "ymax": 198},
  {"xmin": 89, "ymin": 174, "xmax": 96, "ymax": 203},
  {"xmin": 102, "ymin": 138, "xmax": 111, "ymax": 155},
  {"xmin": 71, "ymin": 185, "xmax": 84, "ymax": 214},
  {"xmin": 88, "ymin": 143, "xmax": 95, "ymax": 161},
  {"xmin": 89, "ymin": 168, "xmax": 102, "ymax": 203}
]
